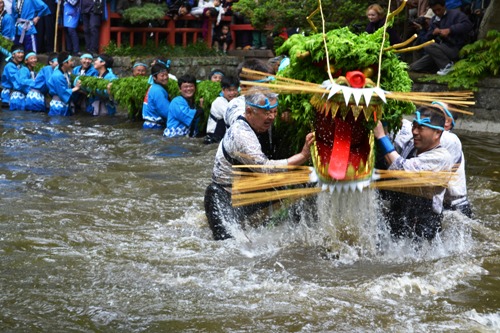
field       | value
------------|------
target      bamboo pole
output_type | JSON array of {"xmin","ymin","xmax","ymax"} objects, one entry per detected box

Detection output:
[{"xmin": 53, "ymin": 0, "xmax": 61, "ymax": 52}]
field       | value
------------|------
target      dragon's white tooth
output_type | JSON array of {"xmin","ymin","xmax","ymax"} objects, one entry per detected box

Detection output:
[
  {"xmin": 357, "ymin": 182, "xmax": 364, "ymax": 192},
  {"xmin": 349, "ymin": 183, "xmax": 356, "ymax": 192}
]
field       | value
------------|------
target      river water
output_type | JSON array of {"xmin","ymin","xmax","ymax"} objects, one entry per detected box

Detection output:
[{"xmin": 0, "ymin": 110, "xmax": 498, "ymax": 332}]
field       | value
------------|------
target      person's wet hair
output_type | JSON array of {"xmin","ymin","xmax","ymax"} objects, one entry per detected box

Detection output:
[
  {"xmin": 236, "ymin": 59, "xmax": 274, "ymax": 79},
  {"xmin": 220, "ymin": 75, "xmax": 239, "ymax": 89},
  {"xmin": 177, "ymin": 74, "xmax": 197, "ymax": 88},
  {"xmin": 98, "ymin": 54, "xmax": 114, "ymax": 69},
  {"xmin": 47, "ymin": 52, "xmax": 58, "ymax": 64},
  {"xmin": 57, "ymin": 51, "xmax": 71, "ymax": 65},
  {"xmin": 151, "ymin": 63, "xmax": 168, "ymax": 77}
]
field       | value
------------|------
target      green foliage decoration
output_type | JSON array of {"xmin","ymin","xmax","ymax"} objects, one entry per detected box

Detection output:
[
  {"xmin": 77, "ymin": 75, "xmax": 181, "ymax": 119},
  {"xmin": 77, "ymin": 75, "xmax": 110, "ymax": 96},
  {"xmin": 122, "ymin": 4, "xmax": 168, "ymax": 24},
  {"xmin": 109, "ymin": 76, "xmax": 150, "ymax": 119},
  {"xmin": 0, "ymin": 34, "xmax": 13, "ymax": 54},
  {"xmin": 420, "ymin": 30, "xmax": 500, "ymax": 91},
  {"xmin": 274, "ymin": 27, "xmax": 414, "ymax": 151},
  {"xmin": 195, "ymin": 80, "xmax": 221, "ymax": 133}
]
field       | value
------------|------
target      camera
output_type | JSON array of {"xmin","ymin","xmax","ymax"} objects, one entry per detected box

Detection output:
[
  {"xmin": 410, "ymin": 16, "xmax": 426, "ymax": 26},
  {"xmin": 93, "ymin": 0, "xmax": 104, "ymax": 15}
]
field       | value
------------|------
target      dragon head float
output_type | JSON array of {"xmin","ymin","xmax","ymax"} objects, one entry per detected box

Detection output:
[{"xmin": 267, "ymin": 24, "xmax": 415, "ymax": 191}]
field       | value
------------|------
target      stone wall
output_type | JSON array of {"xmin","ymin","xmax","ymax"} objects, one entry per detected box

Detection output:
[{"xmin": 109, "ymin": 55, "xmax": 243, "ymax": 79}]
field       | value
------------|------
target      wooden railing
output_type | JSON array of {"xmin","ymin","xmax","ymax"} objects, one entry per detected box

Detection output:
[{"xmin": 58, "ymin": 6, "xmax": 265, "ymax": 53}]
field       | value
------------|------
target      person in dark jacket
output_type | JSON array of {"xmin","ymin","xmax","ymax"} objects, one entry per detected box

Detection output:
[
  {"xmin": 81, "ymin": 0, "xmax": 106, "ymax": 55},
  {"xmin": 409, "ymin": 0, "xmax": 473, "ymax": 75}
]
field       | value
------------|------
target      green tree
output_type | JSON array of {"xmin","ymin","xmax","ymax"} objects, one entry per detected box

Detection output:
[{"xmin": 232, "ymin": 0, "xmax": 384, "ymax": 34}]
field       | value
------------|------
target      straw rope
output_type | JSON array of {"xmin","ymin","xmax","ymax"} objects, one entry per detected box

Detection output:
[{"xmin": 231, "ymin": 165, "xmax": 457, "ymax": 206}]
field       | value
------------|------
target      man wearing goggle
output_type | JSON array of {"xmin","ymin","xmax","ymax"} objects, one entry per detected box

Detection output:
[
  {"xmin": 374, "ymin": 106, "xmax": 454, "ymax": 241},
  {"xmin": 204, "ymin": 87, "xmax": 314, "ymax": 241},
  {"xmin": 391, "ymin": 101, "xmax": 472, "ymax": 218}
]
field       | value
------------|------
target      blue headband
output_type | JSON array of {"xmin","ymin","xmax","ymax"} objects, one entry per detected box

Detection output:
[
  {"xmin": 63, "ymin": 55, "xmax": 72, "ymax": 63},
  {"xmin": 151, "ymin": 68, "xmax": 168, "ymax": 77},
  {"xmin": 24, "ymin": 52, "xmax": 36, "ymax": 60},
  {"xmin": 431, "ymin": 101, "xmax": 455, "ymax": 128},
  {"xmin": 50, "ymin": 57, "xmax": 58, "ymax": 63},
  {"xmin": 246, "ymin": 97, "xmax": 278, "ymax": 110},
  {"xmin": 413, "ymin": 111, "xmax": 444, "ymax": 131},
  {"xmin": 211, "ymin": 71, "xmax": 224, "ymax": 77},
  {"xmin": 156, "ymin": 59, "xmax": 171, "ymax": 69},
  {"xmin": 12, "ymin": 49, "xmax": 24, "ymax": 55},
  {"xmin": 133, "ymin": 62, "xmax": 147, "ymax": 69},
  {"xmin": 80, "ymin": 53, "xmax": 93, "ymax": 59}
]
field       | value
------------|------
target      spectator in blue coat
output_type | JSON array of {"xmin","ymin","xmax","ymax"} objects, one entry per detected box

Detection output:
[
  {"xmin": 12, "ymin": 0, "xmax": 51, "ymax": 52},
  {"xmin": 0, "ymin": 0, "xmax": 15, "ymax": 41},
  {"xmin": 63, "ymin": 0, "xmax": 81, "ymax": 56},
  {"xmin": 164, "ymin": 74, "xmax": 203, "ymax": 137}
]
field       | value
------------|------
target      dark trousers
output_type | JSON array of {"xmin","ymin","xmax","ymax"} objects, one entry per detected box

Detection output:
[
  {"xmin": 36, "ymin": 0, "xmax": 57, "ymax": 53},
  {"xmin": 409, "ymin": 43, "xmax": 459, "ymax": 72},
  {"xmin": 204, "ymin": 182, "xmax": 268, "ymax": 240},
  {"xmin": 382, "ymin": 191, "xmax": 443, "ymax": 241},
  {"xmin": 65, "ymin": 27, "xmax": 80, "ymax": 53},
  {"xmin": 81, "ymin": 12, "xmax": 101, "ymax": 54},
  {"xmin": 14, "ymin": 34, "xmax": 37, "ymax": 53}
]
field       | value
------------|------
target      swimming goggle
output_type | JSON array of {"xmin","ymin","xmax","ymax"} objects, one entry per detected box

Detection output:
[
  {"xmin": 431, "ymin": 101, "xmax": 455, "ymax": 128},
  {"xmin": 413, "ymin": 111, "xmax": 444, "ymax": 131},
  {"xmin": 246, "ymin": 97, "xmax": 278, "ymax": 111}
]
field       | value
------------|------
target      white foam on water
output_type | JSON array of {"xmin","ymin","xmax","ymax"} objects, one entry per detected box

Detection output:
[
  {"xmin": 465, "ymin": 309, "xmax": 500, "ymax": 331},
  {"xmin": 363, "ymin": 260, "xmax": 488, "ymax": 298}
]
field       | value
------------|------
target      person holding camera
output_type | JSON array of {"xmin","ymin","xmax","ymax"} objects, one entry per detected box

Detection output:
[
  {"xmin": 409, "ymin": 0, "xmax": 473, "ymax": 75},
  {"xmin": 410, "ymin": 8, "xmax": 434, "ymax": 62},
  {"xmin": 81, "ymin": 0, "xmax": 106, "ymax": 56}
]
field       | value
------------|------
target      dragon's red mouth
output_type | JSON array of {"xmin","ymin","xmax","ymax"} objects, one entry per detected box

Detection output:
[{"xmin": 310, "ymin": 94, "xmax": 380, "ymax": 187}]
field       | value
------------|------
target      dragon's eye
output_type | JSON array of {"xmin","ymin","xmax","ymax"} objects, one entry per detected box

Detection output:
[{"xmin": 362, "ymin": 67, "xmax": 375, "ymax": 78}]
